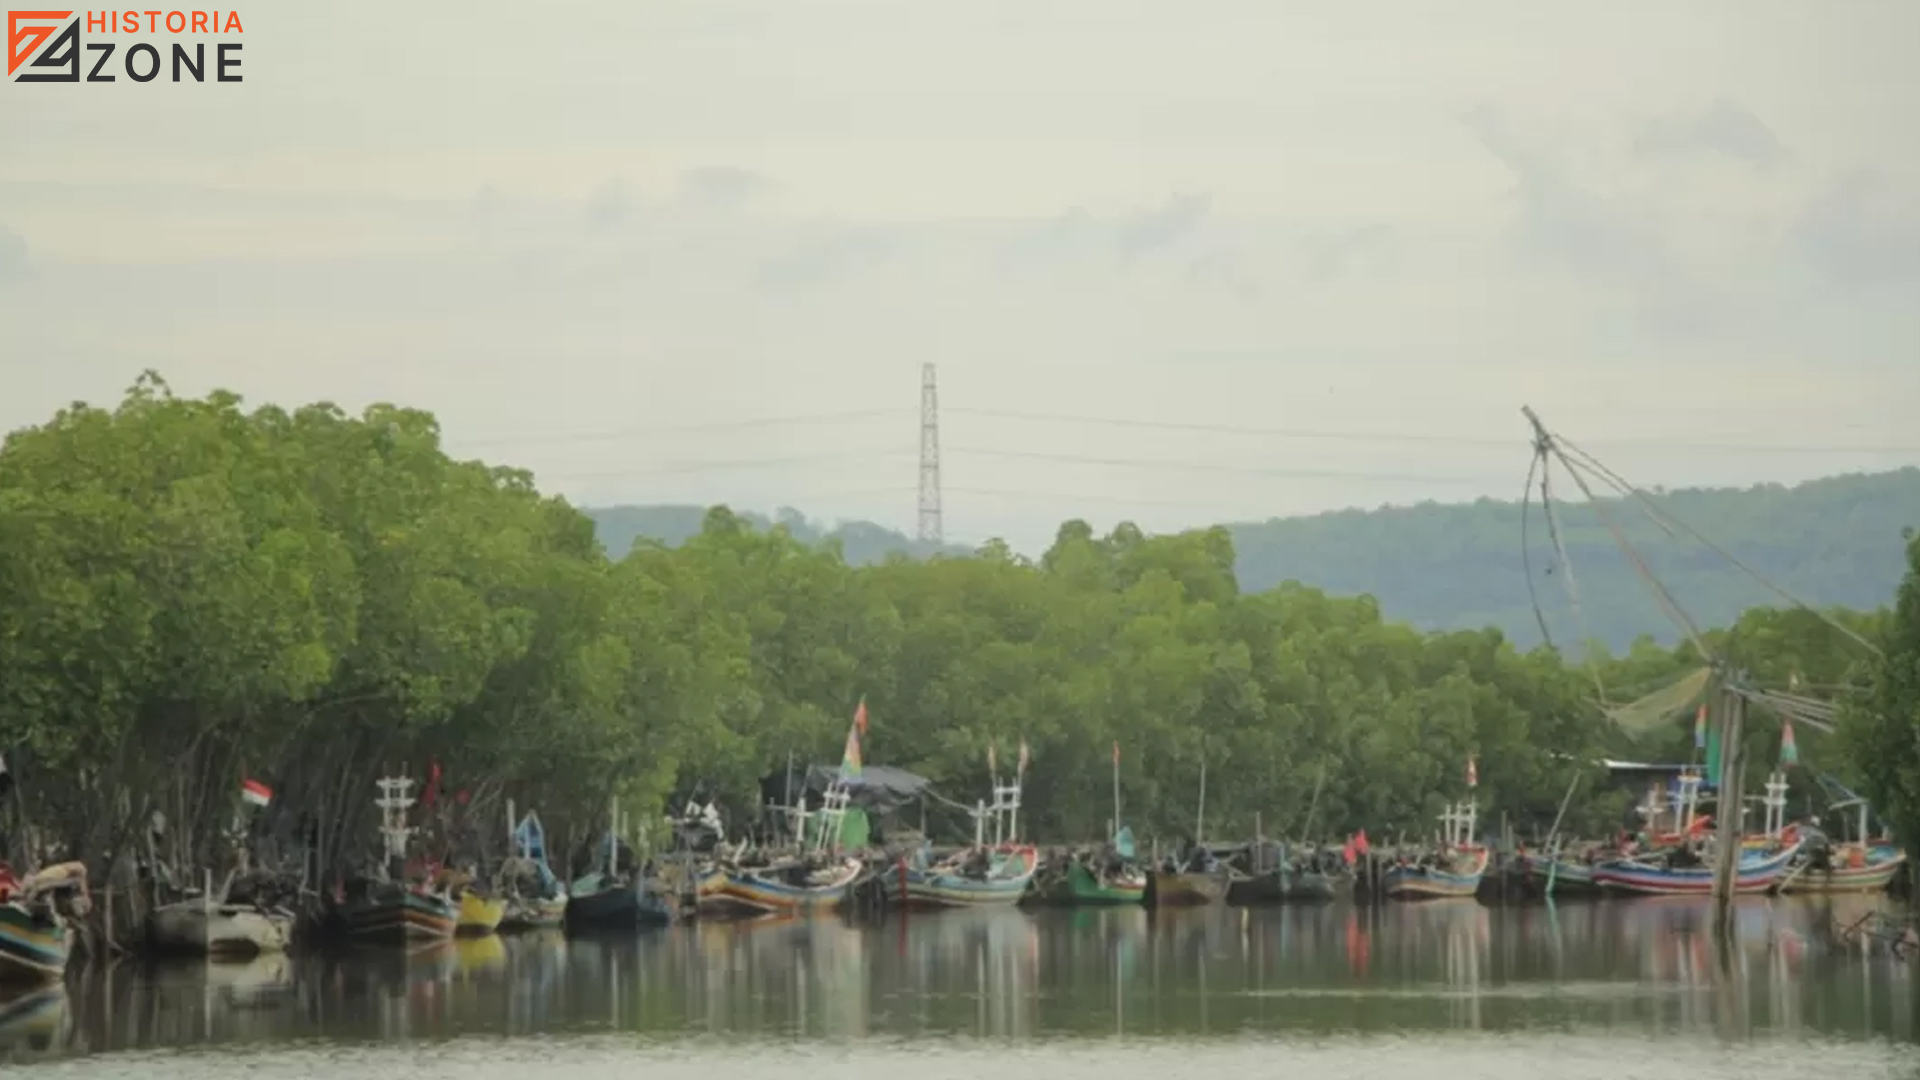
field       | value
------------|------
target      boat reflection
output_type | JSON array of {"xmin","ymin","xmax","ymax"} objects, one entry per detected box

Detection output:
[{"xmin": 18, "ymin": 896, "xmax": 1916, "ymax": 1060}]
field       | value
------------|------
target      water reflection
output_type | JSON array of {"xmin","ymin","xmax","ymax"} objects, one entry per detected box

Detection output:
[{"xmin": 2, "ymin": 897, "xmax": 1913, "ymax": 1065}]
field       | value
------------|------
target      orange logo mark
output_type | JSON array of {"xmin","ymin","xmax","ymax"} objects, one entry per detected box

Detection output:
[{"xmin": 7, "ymin": 10, "xmax": 72, "ymax": 75}]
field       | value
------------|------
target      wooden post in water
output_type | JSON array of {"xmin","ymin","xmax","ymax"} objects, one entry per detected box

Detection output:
[{"xmin": 1710, "ymin": 681, "xmax": 1746, "ymax": 928}]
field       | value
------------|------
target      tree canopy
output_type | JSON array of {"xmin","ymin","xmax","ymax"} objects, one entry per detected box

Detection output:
[
  {"xmin": 588, "ymin": 469, "xmax": 1920, "ymax": 652},
  {"xmin": 0, "ymin": 377, "xmax": 1907, "ymax": 883}
]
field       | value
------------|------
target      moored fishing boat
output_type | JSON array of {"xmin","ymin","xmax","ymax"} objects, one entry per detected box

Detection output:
[
  {"xmin": 1517, "ymin": 850, "xmax": 1599, "ymax": 894},
  {"xmin": 1150, "ymin": 841, "xmax": 1230, "ymax": 906},
  {"xmin": 148, "ymin": 893, "xmax": 293, "ymax": 956},
  {"xmin": 710, "ymin": 855, "xmax": 864, "ymax": 916},
  {"xmin": 496, "ymin": 807, "xmax": 568, "ymax": 932},
  {"xmin": 1384, "ymin": 796, "xmax": 1489, "ymax": 901},
  {"xmin": 326, "ymin": 776, "xmax": 457, "ymax": 945},
  {"xmin": 453, "ymin": 888, "xmax": 506, "ymax": 936},
  {"xmin": 899, "ymin": 843, "xmax": 1040, "ymax": 908},
  {"xmin": 0, "ymin": 862, "xmax": 85, "ymax": 986},
  {"xmin": 1035, "ymin": 829, "xmax": 1147, "ymax": 906},
  {"xmin": 1591, "ymin": 840, "xmax": 1802, "ymax": 896},
  {"xmin": 565, "ymin": 803, "xmax": 673, "ymax": 932},
  {"xmin": 1227, "ymin": 839, "xmax": 1357, "ymax": 903},
  {"xmin": 1779, "ymin": 795, "xmax": 1906, "ymax": 895}
]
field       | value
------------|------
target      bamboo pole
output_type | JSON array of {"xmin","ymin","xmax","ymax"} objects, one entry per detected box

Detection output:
[{"xmin": 1710, "ymin": 683, "xmax": 1746, "ymax": 924}]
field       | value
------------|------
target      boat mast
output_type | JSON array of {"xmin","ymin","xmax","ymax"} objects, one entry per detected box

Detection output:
[{"xmin": 374, "ymin": 775, "xmax": 417, "ymax": 880}]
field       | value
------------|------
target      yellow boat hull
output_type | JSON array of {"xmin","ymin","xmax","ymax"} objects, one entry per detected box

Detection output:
[{"xmin": 455, "ymin": 893, "xmax": 506, "ymax": 936}]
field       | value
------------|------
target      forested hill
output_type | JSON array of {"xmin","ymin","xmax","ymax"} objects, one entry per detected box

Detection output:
[{"xmin": 586, "ymin": 468, "xmax": 1920, "ymax": 649}]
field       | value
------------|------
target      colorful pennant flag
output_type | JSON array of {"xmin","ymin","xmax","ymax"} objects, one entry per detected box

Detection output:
[
  {"xmin": 1780, "ymin": 720, "xmax": 1799, "ymax": 766},
  {"xmin": 854, "ymin": 696, "xmax": 869, "ymax": 736},
  {"xmin": 1694, "ymin": 703, "xmax": 1708, "ymax": 750},
  {"xmin": 839, "ymin": 723, "xmax": 863, "ymax": 781},
  {"xmin": 240, "ymin": 778, "xmax": 272, "ymax": 808}
]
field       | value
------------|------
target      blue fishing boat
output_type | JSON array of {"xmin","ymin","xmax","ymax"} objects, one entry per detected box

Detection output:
[
  {"xmin": 1384, "ymin": 800, "xmax": 1488, "ymax": 901},
  {"xmin": 897, "ymin": 843, "xmax": 1040, "ymax": 908},
  {"xmin": 1591, "ymin": 840, "xmax": 1802, "ymax": 896}
]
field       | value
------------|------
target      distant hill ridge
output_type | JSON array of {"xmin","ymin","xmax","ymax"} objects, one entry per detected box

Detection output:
[{"xmin": 583, "ymin": 468, "xmax": 1920, "ymax": 650}]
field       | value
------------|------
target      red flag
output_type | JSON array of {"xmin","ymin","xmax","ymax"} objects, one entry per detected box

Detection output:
[
  {"xmin": 854, "ymin": 697, "xmax": 869, "ymax": 735},
  {"xmin": 1354, "ymin": 829, "xmax": 1371, "ymax": 856},
  {"xmin": 423, "ymin": 759, "xmax": 442, "ymax": 808},
  {"xmin": 1342, "ymin": 836, "xmax": 1357, "ymax": 865}
]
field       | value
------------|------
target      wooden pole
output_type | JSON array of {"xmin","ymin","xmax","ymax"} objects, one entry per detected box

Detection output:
[{"xmin": 1710, "ymin": 682, "xmax": 1746, "ymax": 924}]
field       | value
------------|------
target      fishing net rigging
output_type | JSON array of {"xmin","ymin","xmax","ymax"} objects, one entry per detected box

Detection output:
[{"xmin": 1515, "ymin": 405, "xmax": 1877, "ymax": 734}]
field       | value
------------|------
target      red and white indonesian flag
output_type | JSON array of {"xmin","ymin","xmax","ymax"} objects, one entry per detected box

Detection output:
[{"xmin": 241, "ymin": 778, "xmax": 272, "ymax": 808}]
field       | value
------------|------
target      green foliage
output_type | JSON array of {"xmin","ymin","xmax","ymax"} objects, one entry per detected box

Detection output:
[
  {"xmin": 1839, "ymin": 530, "xmax": 1920, "ymax": 848},
  {"xmin": 589, "ymin": 470, "xmax": 1920, "ymax": 651},
  {"xmin": 0, "ymin": 378, "xmax": 1906, "ymax": 885}
]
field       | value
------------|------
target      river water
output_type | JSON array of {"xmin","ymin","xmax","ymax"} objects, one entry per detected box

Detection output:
[{"xmin": 2, "ymin": 897, "xmax": 1914, "ymax": 1078}]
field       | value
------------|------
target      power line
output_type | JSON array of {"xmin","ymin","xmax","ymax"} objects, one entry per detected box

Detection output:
[
  {"xmin": 944, "ymin": 407, "xmax": 1920, "ymax": 455},
  {"xmin": 454, "ymin": 409, "xmax": 909, "ymax": 449},
  {"xmin": 946, "ymin": 486, "xmax": 1280, "ymax": 511},
  {"xmin": 945, "ymin": 446, "xmax": 1483, "ymax": 484},
  {"xmin": 535, "ymin": 449, "xmax": 912, "ymax": 481}
]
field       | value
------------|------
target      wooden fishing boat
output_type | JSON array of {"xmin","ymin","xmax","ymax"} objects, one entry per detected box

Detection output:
[
  {"xmin": 709, "ymin": 856, "xmax": 864, "ymax": 916},
  {"xmin": 148, "ymin": 897, "xmax": 293, "ymax": 955},
  {"xmin": 1517, "ymin": 851, "xmax": 1600, "ymax": 895},
  {"xmin": 1780, "ymin": 796, "xmax": 1908, "ymax": 895},
  {"xmin": 1044, "ymin": 859, "xmax": 1147, "ymax": 905},
  {"xmin": 1383, "ymin": 845, "xmax": 1491, "ymax": 900},
  {"xmin": 500, "ymin": 894, "xmax": 568, "ymax": 931},
  {"xmin": 454, "ymin": 890, "xmax": 506, "ymax": 936},
  {"xmin": 333, "ymin": 880, "xmax": 458, "ymax": 943},
  {"xmin": 1150, "ymin": 867, "xmax": 1231, "ymax": 905},
  {"xmin": 898, "ymin": 844, "xmax": 1040, "ymax": 908},
  {"xmin": 496, "ymin": 807, "xmax": 568, "ymax": 932},
  {"xmin": 1229, "ymin": 864, "xmax": 1353, "ymax": 903},
  {"xmin": 0, "ymin": 863, "xmax": 86, "ymax": 986},
  {"xmin": 564, "ymin": 872, "xmax": 674, "ymax": 930},
  {"xmin": 1782, "ymin": 846, "xmax": 1908, "ymax": 894},
  {"xmin": 1591, "ymin": 841, "xmax": 1802, "ymax": 896}
]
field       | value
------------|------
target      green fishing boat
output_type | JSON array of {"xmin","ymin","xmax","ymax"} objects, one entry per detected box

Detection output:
[{"xmin": 1033, "ymin": 827, "xmax": 1147, "ymax": 905}]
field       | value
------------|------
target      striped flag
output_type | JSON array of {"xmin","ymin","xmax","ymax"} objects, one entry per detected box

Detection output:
[
  {"xmin": 839, "ymin": 724, "xmax": 863, "ymax": 781},
  {"xmin": 1694, "ymin": 703, "xmax": 1707, "ymax": 749},
  {"xmin": 241, "ymin": 778, "xmax": 272, "ymax": 808},
  {"xmin": 854, "ymin": 696, "xmax": 869, "ymax": 735},
  {"xmin": 1780, "ymin": 721, "xmax": 1799, "ymax": 766}
]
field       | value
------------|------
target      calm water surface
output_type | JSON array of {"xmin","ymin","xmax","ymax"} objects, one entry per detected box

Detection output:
[{"xmin": 3, "ymin": 897, "xmax": 1916, "ymax": 1078}]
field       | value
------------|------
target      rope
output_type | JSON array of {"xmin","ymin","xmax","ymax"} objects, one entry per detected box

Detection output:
[
  {"xmin": 1520, "ymin": 447, "xmax": 1558, "ymax": 652},
  {"xmin": 1536, "ymin": 443, "xmax": 1611, "ymax": 705},
  {"xmin": 1552, "ymin": 433, "xmax": 1883, "ymax": 659}
]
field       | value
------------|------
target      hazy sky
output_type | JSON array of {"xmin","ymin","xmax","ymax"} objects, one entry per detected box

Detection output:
[{"xmin": 4, "ymin": 0, "xmax": 1918, "ymax": 552}]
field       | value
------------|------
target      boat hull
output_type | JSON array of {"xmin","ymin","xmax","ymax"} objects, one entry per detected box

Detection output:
[
  {"xmin": 1228, "ymin": 868, "xmax": 1352, "ymax": 903},
  {"xmin": 564, "ymin": 879, "xmax": 673, "ymax": 931},
  {"xmin": 499, "ymin": 895, "xmax": 567, "ymax": 931},
  {"xmin": 1780, "ymin": 849, "xmax": 1907, "ymax": 894},
  {"xmin": 0, "ymin": 905, "xmax": 68, "ymax": 985},
  {"xmin": 148, "ymin": 901, "xmax": 293, "ymax": 956},
  {"xmin": 1150, "ymin": 869, "xmax": 1231, "ymax": 906},
  {"xmin": 710, "ymin": 860, "xmax": 863, "ymax": 916},
  {"xmin": 1042, "ymin": 861, "xmax": 1145, "ymax": 905},
  {"xmin": 1520, "ymin": 854, "xmax": 1599, "ymax": 894},
  {"xmin": 455, "ymin": 893, "xmax": 507, "ymax": 936},
  {"xmin": 335, "ymin": 889, "xmax": 457, "ymax": 945},
  {"xmin": 1383, "ymin": 848, "xmax": 1490, "ymax": 900},
  {"xmin": 1591, "ymin": 843, "xmax": 1801, "ymax": 897},
  {"xmin": 898, "ymin": 846, "xmax": 1040, "ymax": 909}
]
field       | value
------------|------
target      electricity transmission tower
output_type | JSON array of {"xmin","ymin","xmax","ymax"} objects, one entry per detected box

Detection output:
[{"xmin": 917, "ymin": 363, "xmax": 944, "ymax": 544}]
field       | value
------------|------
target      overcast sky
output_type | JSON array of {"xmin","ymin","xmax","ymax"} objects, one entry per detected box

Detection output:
[{"xmin": 3, "ymin": 0, "xmax": 1918, "ymax": 552}]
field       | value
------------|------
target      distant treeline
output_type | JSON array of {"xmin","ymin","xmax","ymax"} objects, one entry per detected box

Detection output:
[
  {"xmin": 588, "ymin": 469, "xmax": 1920, "ymax": 652},
  {"xmin": 0, "ymin": 375, "xmax": 1912, "ymax": 886}
]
